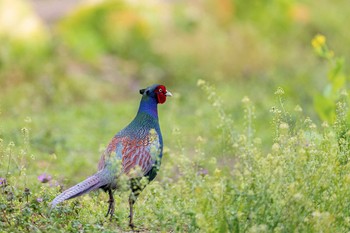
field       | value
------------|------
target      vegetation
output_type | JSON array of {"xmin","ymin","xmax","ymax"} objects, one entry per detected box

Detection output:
[{"xmin": 1, "ymin": 0, "xmax": 350, "ymax": 232}]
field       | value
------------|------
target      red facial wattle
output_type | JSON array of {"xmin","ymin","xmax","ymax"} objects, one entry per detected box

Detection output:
[{"xmin": 155, "ymin": 85, "xmax": 167, "ymax": 104}]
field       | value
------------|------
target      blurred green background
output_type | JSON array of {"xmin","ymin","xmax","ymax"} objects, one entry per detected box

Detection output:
[
  {"xmin": 0, "ymin": 0, "xmax": 349, "ymax": 193},
  {"xmin": 1, "ymin": 1, "xmax": 349, "ymax": 106},
  {"xmin": 1, "ymin": 0, "xmax": 350, "ymax": 231}
]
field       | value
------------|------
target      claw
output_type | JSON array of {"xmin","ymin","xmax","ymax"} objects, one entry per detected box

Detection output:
[
  {"xmin": 105, "ymin": 199, "xmax": 115, "ymax": 218},
  {"xmin": 128, "ymin": 216, "xmax": 135, "ymax": 230},
  {"xmin": 129, "ymin": 196, "xmax": 134, "ymax": 229},
  {"xmin": 105, "ymin": 189, "xmax": 115, "ymax": 220},
  {"xmin": 129, "ymin": 222, "xmax": 135, "ymax": 230}
]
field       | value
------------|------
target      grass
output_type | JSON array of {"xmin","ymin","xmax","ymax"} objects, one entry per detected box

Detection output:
[
  {"xmin": 1, "ymin": 80, "xmax": 350, "ymax": 232},
  {"xmin": 1, "ymin": 0, "xmax": 350, "ymax": 232}
]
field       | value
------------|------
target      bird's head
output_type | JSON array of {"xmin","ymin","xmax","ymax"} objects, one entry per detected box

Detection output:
[{"xmin": 139, "ymin": 84, "xmax": 172, "ymax": 104}]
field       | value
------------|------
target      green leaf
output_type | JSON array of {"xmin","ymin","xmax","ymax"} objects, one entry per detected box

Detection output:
[
  {"xmin": 314, "ymin": 93, "xmax": 336, "ymax": 122},
  {"xmin": 328, "ymin": 58, "xmax": 344, "ymax": 82}
]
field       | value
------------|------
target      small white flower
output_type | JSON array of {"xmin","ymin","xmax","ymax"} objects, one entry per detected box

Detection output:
[
  {"xmin": 279, "ymin": 122, "xmax": 289, "ymax": 130},
  {"xmin": 294, "ymin": 105, "xmax": 303, "ymax": 112},
  {"xmin": 242, "ymin": 96, "xmax": 250, "ymax": 104},
  {"xmin": 272, "ymin": 143, "xmax": 280, "ymax": 152}
]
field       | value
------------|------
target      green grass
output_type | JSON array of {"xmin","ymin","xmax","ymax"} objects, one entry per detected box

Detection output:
[
  {"xmin": 1, "ymin": 0, "xmax": 350, "ymax": 232},
  {"xmin": 1, "ymin": 81, "xmax": 350, "ymax": 232}
]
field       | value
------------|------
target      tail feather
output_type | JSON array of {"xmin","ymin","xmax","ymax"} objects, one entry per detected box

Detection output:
[{"xmin": 51, "ymin": 170, "xmax": 111, "ymax": 208}]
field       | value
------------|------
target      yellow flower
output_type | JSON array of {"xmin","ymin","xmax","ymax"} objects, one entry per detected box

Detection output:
[{"xmin": 311, "ymin": 34, "xmax": 326, "ymax": 49}]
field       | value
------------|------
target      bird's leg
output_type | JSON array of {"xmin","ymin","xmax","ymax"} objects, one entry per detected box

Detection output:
[
  {"xmin": 105, "ymin": 189, "xmax": 115, "ymax": 219},
  {"xmin": 128, "ymin": 177, "xmax": 146, "ymax": 229},
  {"xmin": 128, "ymin": 192, "xmax": 136, "ymax": 229}
]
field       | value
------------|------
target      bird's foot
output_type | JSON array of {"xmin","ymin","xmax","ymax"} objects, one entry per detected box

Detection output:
[
  {"xmin": 105, "ymin": 198, "xmax": 115, "ymax": 219},
  {"xmin": 128, "ymin": 214, "xmax": 136, "ymax": 231},
  {"xmin": 129, "ymin": 222, "xmax": 135, "ymax": 229}
]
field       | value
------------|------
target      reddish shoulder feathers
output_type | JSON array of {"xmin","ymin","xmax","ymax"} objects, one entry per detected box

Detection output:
[{"xmin": 98, "ymin": 129, "xmax": 161, "ymax": 176}]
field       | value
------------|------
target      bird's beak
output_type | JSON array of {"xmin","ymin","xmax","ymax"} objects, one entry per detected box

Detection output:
[{"xmin": 165, "ymin": 91, "xmax": 172, "ymax": 97}]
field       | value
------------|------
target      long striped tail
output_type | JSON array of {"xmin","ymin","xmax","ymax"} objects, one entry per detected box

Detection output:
[{"xmin": 51, "ymin": 169, "xmax": 111, "ymax": 208}]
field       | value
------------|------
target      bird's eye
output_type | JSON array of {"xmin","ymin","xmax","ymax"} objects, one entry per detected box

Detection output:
[{"xmin": 159, "ymin": 88, "xmax": 162, "ymax": 92}]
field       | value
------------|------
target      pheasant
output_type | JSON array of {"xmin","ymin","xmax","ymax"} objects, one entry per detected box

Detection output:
[{"xmin": 51, "ymin": 84, "xmax": 172, "ymax": 228}]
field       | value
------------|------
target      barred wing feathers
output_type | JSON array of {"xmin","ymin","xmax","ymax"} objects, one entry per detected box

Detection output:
[{"xmin": 98, "ymin": 128, "xmax": 161, "ymax": 176}]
